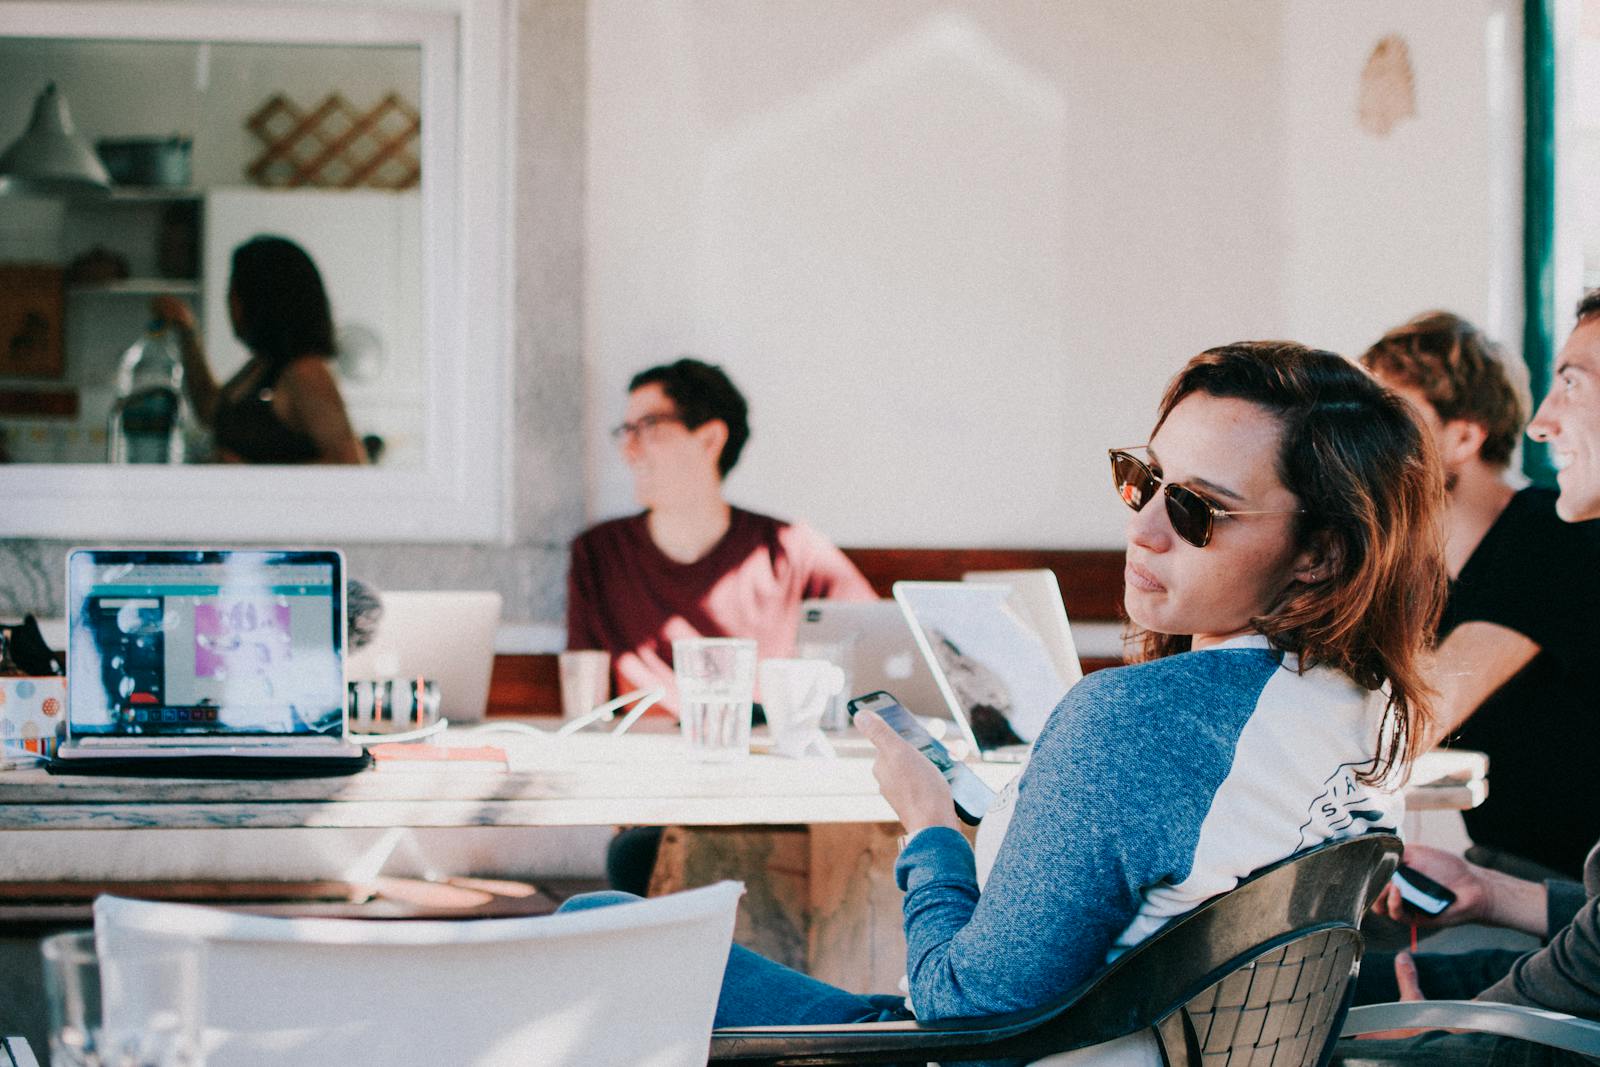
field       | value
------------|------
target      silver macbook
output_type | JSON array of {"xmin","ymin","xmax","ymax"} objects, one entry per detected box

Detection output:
[
  {"xmin": 346, "ymin": 590, "xmax": 502, "ymax": 721},
  {"xmin": 795, "ymin": 599, "xmax": 948, "ymax": 723},
  {"xmin": 893, "ymin": 577, "xmax": 1083, "ymax": 762},
  {"xmin": 58, "ymin": 548, "xmax": 363, "ymax": 760}
]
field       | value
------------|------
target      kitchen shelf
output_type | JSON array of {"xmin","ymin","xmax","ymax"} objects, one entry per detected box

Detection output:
[
  {"xmin": 68, "ymin": 278, "xmax": 201, "ymax": 296},
  {"xmin": 102, "ymin": 186, "xmax": 203, "ymax": 202}
]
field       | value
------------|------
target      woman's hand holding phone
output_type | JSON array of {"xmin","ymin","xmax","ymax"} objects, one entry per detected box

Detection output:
[{"xmin": 853, "ymin": 708, "xmax": 964, "ymax": 836}]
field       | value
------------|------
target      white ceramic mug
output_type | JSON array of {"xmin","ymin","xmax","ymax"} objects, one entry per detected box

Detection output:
[{"xmin": 758, "ymin": 658, "xmax": 846, "ymax": 758}]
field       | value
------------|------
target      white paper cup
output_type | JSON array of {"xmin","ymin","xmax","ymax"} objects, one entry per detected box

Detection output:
[{"xmin": 558, "ymin": 650, "xmax": 612, "ymax": 720}]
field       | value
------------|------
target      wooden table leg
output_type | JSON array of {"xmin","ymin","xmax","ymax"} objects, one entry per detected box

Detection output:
[{"xmin": 649, "ymin": 823, "xmax": 907, "ymax": 994}]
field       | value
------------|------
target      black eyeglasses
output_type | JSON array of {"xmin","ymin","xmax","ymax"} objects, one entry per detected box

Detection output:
[
  {"xmin": 1108, "ymin": 447, "xmax": 1302, "ymax": 548},
  {"xmin": 610, "ymin": 413, "xmax": 685, "ymax": 442}
]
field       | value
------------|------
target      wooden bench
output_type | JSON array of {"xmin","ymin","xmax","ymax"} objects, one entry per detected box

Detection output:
[{"xmin": 487, "ymin": 547, "xmax": 1125, "ymax": 717}]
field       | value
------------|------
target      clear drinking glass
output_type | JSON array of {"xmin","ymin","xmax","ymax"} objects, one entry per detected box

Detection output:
[
  {"xmin": 41, "ymin": 930, "xmax": 202, "ymax": 1067},
  {"xmin": 672, "ymin": 637, "xmax": 757, "ymax": 761}
]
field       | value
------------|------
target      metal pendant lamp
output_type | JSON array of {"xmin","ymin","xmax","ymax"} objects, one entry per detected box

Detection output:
[{"xmin": 0, "ymin": 82, "xmax": 111, "ymax": 197}]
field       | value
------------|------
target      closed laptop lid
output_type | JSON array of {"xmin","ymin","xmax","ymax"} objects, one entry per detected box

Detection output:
[
  {"xmin": 345, "ymin": 590, "xmax": 502, "ymax": 721},
  {"xmin": 796, "ymin": 598, "xmax": 948, "ymax": 720},
  {"xmin": 66, "ymin": 548, "xmax": 347, "ymax": 742}
]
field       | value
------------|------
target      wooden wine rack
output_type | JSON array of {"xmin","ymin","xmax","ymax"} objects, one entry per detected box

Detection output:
[{"xmin": 245, "ymin": 92, "xmax": 421, "ymax": 189}]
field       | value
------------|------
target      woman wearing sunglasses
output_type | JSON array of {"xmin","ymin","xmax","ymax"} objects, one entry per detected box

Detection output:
[{"xmin": 567, "ymin": 341, "xmax": 1446, "ymax": 1061}]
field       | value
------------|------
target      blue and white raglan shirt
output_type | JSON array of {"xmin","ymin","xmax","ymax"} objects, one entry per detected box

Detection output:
[{"xmin": 894, "ymin": 633, "xmax": 1403, "ymax": 1066}]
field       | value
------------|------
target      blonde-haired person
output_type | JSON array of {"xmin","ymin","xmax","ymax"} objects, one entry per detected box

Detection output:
[
  {"xmin": 562, "ymin": 341, "xmax": 1446, "ymax": 1067},
  {"xmin": 1362, "ymin": 311, "xmax": 1600, "ymax": 881}
]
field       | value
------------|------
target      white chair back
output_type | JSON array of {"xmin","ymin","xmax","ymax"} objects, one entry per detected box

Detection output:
[{"xmin": 94, "ymin": 882, "xmax": 743, "ymax": 1067}]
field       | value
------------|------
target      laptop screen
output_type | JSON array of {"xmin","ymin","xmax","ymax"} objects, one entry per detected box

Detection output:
[
  {"xmin": 893, "ymin": 581, "xmax": 1078, "ymax": 754},
  {"xmin": 66, "ymin": 549, "xmax": 346, "ymax": 739}
]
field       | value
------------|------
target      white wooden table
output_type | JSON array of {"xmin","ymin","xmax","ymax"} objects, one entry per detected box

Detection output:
[
  {"xmin": 1406, "ymin": 748, "xmax": 1489, "ymax": 812},
  {"xmin": 0, "ymin": 733, "xmax": 1484, "ymax": 831},
  {"xmin": 0, "ymin": 731, "xmax": 1486, "ymax": 991},
  {"xmin": 0, "ymin": 731, "xmax": 992, "ymax": 831}
]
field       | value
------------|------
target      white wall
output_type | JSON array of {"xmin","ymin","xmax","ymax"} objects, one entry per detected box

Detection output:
[
  {"xmin": 0, "ymin": 0, "xmax": 1530, "ymax": 627},
  {"xmin": 1560, "ymin": 0, "xmax": 1600, "ymax": 307},
  {"xmin": 583, "ymin": 0, "xmax": 1521, "ymax": 550},
  {"xmin": 1280, "ymin": 1, "xmax": 1523, "ymax": 359},
  {"xmin": 585, "ymin": 0, "xmax": 1289, "ymax": 548}
]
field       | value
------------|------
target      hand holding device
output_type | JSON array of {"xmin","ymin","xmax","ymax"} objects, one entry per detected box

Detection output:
[
  {"xmin": 1372, "ymin": 846, "xmax": 1487, "ymax": 928},
  {"xmin": 848, "ymin": 690, "xmax": 996, "ymax": 826},
  {"xmin": 1390, "ymin": 863, "xmax": 1457, "ymax": 916}
]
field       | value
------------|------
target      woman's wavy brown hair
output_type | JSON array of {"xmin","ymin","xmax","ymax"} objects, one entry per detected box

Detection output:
[{"xmin": 1131, "ymin": 341, "xmax": 1448, "ymax": 784}]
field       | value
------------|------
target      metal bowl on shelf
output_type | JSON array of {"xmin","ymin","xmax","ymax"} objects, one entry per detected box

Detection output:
[{"xmin": 94, "ymin": 136, "xmax": 192, "ymax": 187}]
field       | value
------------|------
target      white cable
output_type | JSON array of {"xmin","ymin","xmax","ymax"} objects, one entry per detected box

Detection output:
[
  {"xmin": 602, "ymin": 688, "xmax": 664, "ymax": 737},
  {"xmin": 460, "ymin": 720, "xmax": 556, "ymax": 739},
  {"xmin": 374, "ymin": 687, "xmax": 669, "ymax": 749},
  {"xmin": 349, "ymin": 718, "xmax": 450, "ymax": 745},
  {"xmin": 555, "ymin": 688, "xmax": 660, "ymax": 737}
]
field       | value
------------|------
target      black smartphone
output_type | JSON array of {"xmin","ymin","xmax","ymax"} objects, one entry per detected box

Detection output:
[
  {"xmin": 1391, "ymin": 863, "xmax": 1457, "ymax": 916},
  {"xmin": 847, "ymin": 690, "xmax": 997, "ymax": 825}
]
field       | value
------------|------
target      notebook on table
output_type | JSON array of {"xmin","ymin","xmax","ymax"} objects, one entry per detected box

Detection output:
[
  {"xmin": 893, "ymin": 576, "xmax": 1083, "ymax": 762},
  {"xmin": 55, "ymin": 548, "xmax": 366, "ymax": 766}
]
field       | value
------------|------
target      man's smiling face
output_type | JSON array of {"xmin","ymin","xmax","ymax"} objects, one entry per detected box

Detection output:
[{"xmin": 1529, "ymin": 316, "xmax": 1600, "ymax": 522}]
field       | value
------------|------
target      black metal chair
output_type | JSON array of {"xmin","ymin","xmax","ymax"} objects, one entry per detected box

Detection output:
[
  {"xmin": 1342, "ymin": 999, "xmax": 1600, "ymax": 1057},
  {"xmin": 709, "ymin": 833, "xmax": 1402, "ymax": 1066}
]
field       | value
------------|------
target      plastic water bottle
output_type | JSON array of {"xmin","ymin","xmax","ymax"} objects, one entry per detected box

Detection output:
[{"xmin": 109, "ymin": 320, "xmax": 186, "ymax": 463}]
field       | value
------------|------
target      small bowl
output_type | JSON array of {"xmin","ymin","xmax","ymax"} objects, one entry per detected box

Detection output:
[{"xmin": 95, "ymin": 137, "xmax": 193, "ymax": 187}]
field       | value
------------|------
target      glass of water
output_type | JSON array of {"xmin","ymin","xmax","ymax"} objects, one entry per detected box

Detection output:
[
  {"xmin": 672, "ymin": 637, "xmax": 757, "ymax": 761},
  {"xmin": 41, "ymin": 930, "xmax": 202, "ymax": 1067}
]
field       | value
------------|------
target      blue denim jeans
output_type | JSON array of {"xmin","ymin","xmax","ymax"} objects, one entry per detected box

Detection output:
[{"xmin": 556, "ymin": 890, "xmax": 912, "ymax": 1029}]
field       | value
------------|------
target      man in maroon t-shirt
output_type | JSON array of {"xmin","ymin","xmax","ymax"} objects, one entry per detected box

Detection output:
[
  {"xmin": 566, "ymin": 357, "xmax": 874, "ymax": 713},
  {"xmin": 568, "ymin": 358, "xmax": 874, "ymax": 894}
]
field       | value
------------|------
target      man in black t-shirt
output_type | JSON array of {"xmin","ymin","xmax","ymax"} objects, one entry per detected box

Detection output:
[
  {"xmin": 1438, "ymin": 496, "xmax": 1600, "ymax": 878},
  {"xmin": 1363, "ymin": 312, "xmax": 1600, "ymax": 879},
  {"xmin": 1337, "ymin": 292, "xmax": 1600, "ymax": 1066}
]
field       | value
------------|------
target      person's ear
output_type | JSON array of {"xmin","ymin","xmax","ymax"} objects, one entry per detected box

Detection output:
[
  {"xmin": 1291, "ymin": 531, "xmax": 1344, "ymax": 586},
  {"xmin": 694, "ymin": 418, "xmax": 728, "ymax": 467},
  {"xmin": 1438, "ymin": 419, "xmax": 1488, "ymax": 468}
]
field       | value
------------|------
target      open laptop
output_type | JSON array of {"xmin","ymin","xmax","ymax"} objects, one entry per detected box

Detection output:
[
  {"xmin": 893, "ymin": 575, "xmax": 1083, "ymax": 762},
  {"xmin": 795, "ymin": 599, "xmax": 947, "ymax": 723},
  {"xmin": 346, "ymin": 590, "xmax": 502, "ymax": 721},
  {"xmin": 57, "ymin": 548, "xmax": 364, "ymax": 760}
]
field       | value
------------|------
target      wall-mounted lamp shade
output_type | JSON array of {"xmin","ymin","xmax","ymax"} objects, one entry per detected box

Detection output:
[{"xmin": 0, "ymin": 83, "xmax": 111, "ymax": 197}]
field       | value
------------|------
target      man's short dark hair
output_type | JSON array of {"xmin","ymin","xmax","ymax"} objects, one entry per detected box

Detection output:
[
  {"xmin": 1577, "ymin": 288, "xmax": 1600, "ymax": 325},
  {"xmin": 629, "ymin": 358, "xmax": 750, "ymax": 477}
]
